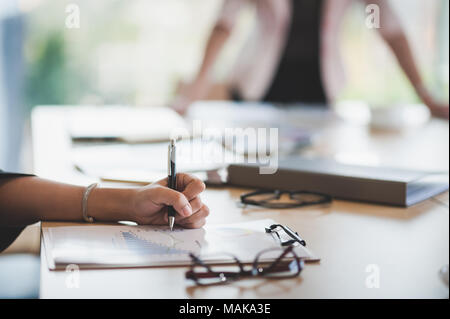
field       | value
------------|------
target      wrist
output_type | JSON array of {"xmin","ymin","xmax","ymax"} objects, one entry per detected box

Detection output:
[
  {"xmin": 190, "ymin": 76, "xmax": 210, "ymax": 97},
  {"xmin": 88, "ymin": 187, "xmax": 135, "ymax": 222}
]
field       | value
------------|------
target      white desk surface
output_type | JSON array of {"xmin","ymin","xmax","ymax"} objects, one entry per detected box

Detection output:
[{"xmin": 32, "ymin": 106, "xmax": 449, "ymax": 299}]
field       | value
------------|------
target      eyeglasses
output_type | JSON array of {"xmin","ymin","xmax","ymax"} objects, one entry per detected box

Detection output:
[
  {"xmin": 185, "ymin": 245, "xmax": 304, "ymax": 286},
  {"xmin": 265, "ymin": 224, "xmax": 307, "ymax": 247},
  {"xmin": 240, "ymin": 190, "xmax": 332, "ymax": 209}
]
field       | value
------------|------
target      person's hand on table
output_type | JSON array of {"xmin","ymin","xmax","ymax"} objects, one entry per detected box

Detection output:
[
  {"xmin": 426, "ymin": 100, "xmax": 449, "ymax": 120},
  {"xmin": 419, "ymin": 87, "xmax": 449, "ymax": 120},
  {"xmin": 171, "ymin": 93, "xmax": 194, "ymax": 115},
  {"xmin": 171, "ymin": 81, "xmax": 207, "ymax": 115},
  {"xmin": 130, "ymin": 173, "xmax": 209, "ymax": 229}
]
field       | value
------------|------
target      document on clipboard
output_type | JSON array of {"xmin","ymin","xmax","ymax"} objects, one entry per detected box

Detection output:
[{"xmin": 42, "ymin": 219, "xmax": 319, "ymax": 270}]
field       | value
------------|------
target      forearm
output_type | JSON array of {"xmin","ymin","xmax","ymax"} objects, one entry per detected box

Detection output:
[
  {"xmin": 0, "ymin": 177, "xmax": 133, "ymax": 227},
  {"xmin": 192, "ymin": 24, "xmax": 232, "ymax": 94},
  {"xmin": 368, "ymin": 0, "xmax": 431, "ymax": 103},
  {"xmin": 385, "ymin": 33, "xmax": 430, "ymax": 101}
]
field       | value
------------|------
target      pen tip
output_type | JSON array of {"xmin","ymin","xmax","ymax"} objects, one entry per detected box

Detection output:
[{"xmin": 169, "ymin": 216, "xmax": 175, "ymax": 231}]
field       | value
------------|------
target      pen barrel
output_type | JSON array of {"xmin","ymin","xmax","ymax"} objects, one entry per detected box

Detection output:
[
  {"xmin": 168, "ymin": 171, "xmax": 177, "ymax": 218},
  {"xmin": 168, "ymin": 142, "xmax": 176, "ymax": 175},
  {"xmin": 169, "ymin": 161, "xmax": 176, "ymax": 188},
  {"xmin": 168, "ymin": 141, "xmax": 177, "ymax": 219},
  {"xmin": 168, "ymin": 206, "xmax": 177, "ymax": 218}
]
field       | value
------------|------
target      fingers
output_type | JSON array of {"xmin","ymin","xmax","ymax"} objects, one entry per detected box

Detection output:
[
  {"xmin": 155, "ymin": 173, "xmax": 206, "ymax": 201},
  {"xmin": 148, "ymin": 174, "xmax": 207, "ymax": 226},
  {"xmin": 177, "ymin": 174, "xmax": 206, "ymax": 201},
  {"xmin": 428, "ymin": 103, "xmax": 449, "ymax": 120},
  {"xmin": 152, "ymin": 186, "xmax": 192, "ymax": 218},
  {"xmin": 189, "ymin": 196, "xmax": 203, "ymax": 214},
  {"xmin": 177, "ymin": 204, "xmax": 210, "ymax": 229}
]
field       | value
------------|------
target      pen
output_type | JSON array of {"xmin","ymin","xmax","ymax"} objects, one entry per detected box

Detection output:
[{"xmin": 168, "ymin": 139, "xmax": 177, "ymax": 231}]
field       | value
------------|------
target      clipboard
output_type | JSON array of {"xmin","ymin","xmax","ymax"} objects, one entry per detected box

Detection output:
[{"xmin": 42, "ymin": 219, "xmax": 319, "ymax": 270}]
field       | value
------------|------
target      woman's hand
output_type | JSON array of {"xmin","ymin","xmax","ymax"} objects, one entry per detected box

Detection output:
[
  {"xmin": 171, "ymin": 81, "xmax": 209, "ymax": 115},
  {"xmin": 171, "ymin": 93, "xmax": 194, "ymax": 115},
  {"xmin": 130, "ymin": 173, "xmax": 209, "ymax": 229},
  {"xmin": 426, "ymin": 100, "xmax": 449, "ymax": 120},
  {"xmin": 417, "ymin": 85, "xmax": 449, "ymax": 120}
]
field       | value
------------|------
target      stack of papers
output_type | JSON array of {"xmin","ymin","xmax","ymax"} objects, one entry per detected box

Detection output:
[
  {"xmin": 73, "ymin": 138, "xmax": 242, "ymax": 184},
  {"xmin": 68, "ymin": 106, "xmax": 188, "ymax": 143}
]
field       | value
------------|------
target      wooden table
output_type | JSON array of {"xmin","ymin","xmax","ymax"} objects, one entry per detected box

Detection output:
[{"xmin": 32, "ymin": 106, "xmax": 449, "ymax": 299}]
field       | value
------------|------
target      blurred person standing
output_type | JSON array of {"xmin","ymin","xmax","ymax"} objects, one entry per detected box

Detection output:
[{"xmin": 172, "ymin": 0, "xmax": 449, "ymax": 119}]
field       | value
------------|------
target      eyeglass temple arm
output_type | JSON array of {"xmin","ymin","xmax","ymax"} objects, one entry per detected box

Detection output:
[{"xmin": 259, "ymin": 245, "xmax": 297, "ymax": 274}]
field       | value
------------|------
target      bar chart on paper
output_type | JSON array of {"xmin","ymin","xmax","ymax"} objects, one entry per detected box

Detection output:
[{"xmin": 120, "ymin": 229, "xmax": 192, "ymax": 255}]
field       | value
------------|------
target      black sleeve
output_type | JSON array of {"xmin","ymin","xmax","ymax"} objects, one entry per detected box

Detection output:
[
  {"xmin": 0, "ymin": 227, "xmax": 26, "ymax": 252},
  {"xmin": 0, "ymin": 170, "xmax": 34, "ymax": 252},
  {"xmin": 0, "ymin": 169, "xmax": 34, "ymax": 179}
]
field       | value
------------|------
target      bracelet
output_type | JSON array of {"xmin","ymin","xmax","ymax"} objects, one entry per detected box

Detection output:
[{"xmin": 82, "ymin": 183, "xmax": 99, "ymax": 223}]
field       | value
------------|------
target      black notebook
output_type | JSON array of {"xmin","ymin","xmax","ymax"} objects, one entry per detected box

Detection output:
[{"xmin": 227, "ymin": 157, "xmax": 449, "ymax": 207}]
